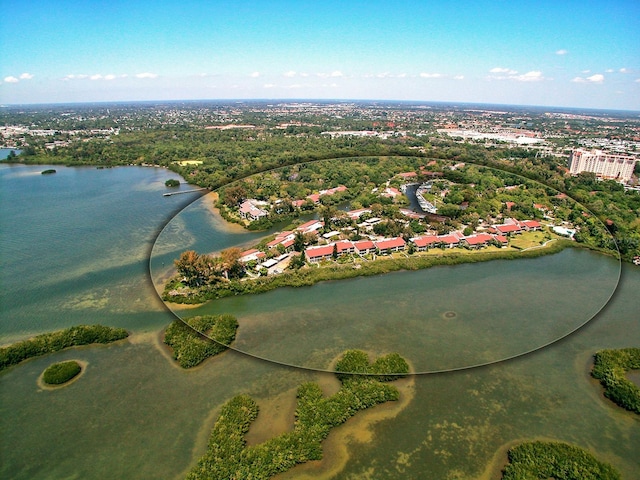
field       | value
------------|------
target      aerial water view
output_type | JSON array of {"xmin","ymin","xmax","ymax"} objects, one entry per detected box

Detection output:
[{"xmin": 1, "ymin": 1, "xmax": 640, "ymax": 479}]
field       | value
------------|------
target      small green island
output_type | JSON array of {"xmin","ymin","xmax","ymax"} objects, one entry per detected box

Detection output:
[
  {"xmin": 165, "ymin": 178, "xmax": 180, "ymax": 187},
  {"xmin": 42, "ymin": 360, "xmax": 82, "ymax": 385},
  {"xmin": 591, "ymin": 347, "xmax": 640, "ymax": 414},
  {"xmin": 0, "ymin": 324, "xmax": 129, "ymax": 372},
  {"xmin": 186, "ymin": 349, "xmax": 409, "ymax": 480},
  {"xmin": 501, "ymin": 441, "xmax": 621, "ymax": 480},
  {"xmin": 164, "ymin": 315, "xmax": 238, "ymax": 368},
  {"xmin": 41, "ymin": 169, "xmax": 56, "ymax": 174}
]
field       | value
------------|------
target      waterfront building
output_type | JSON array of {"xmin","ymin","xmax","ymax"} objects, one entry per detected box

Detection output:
[
  {"xmin": 239, "ymin": 199, "xmax": 269, "ymax": 221},
  {"xmin": 568, "ymin": 149, "xmax": 638, "ymax": 183}
]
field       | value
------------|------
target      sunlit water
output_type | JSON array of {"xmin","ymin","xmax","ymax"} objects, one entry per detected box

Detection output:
[{"xmin": 1, "ymin": 164, "xmax": 638, "ymax": 480}]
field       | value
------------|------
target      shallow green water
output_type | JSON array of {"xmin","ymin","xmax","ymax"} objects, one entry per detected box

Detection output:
[{"xmin": 1, "ymin": 165, "xmax": 638, "ymax": 480}]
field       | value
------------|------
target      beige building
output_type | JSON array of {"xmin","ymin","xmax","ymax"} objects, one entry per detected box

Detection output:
[{"xmin": 568, "ymin": 148, "xmax": 638, "ymax": 182}]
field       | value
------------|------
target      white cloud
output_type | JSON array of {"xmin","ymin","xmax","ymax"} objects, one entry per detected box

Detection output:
[
  {"xmin": 572, "ymin": 74, "xmax": 604, "ymax": 84},
  {"xmin": 490, "ymin": 67, "xmax": 518, "ymax": 75},
  {"xmin": 453, "ymin": 75, "xmax": 465, "ymax": 80},
  {"xmin": 283, "ymin": 70, "xmax": 297, "ymax": 77},
  {"xmin": 3, "ymin": 73, "xmax": 35, "ymax": 83},
  {"xmin": 420, "ymin": 72, "xmax": 444, "ymax": 78},
  {"xmin": 249, "ymin": 71, "xmax": 260, "ymax": 78},
  {"xmin": 606, "ymin": 69, "xmax": 614, "ymax": 73},
  {"xmin": 513, "ymin": 71, "xmax": 544, "ymax": 82},
  {"xmin": 317, "ymin": 70, "xmax": 343, "ymax": 78},
  {"xmin": 104, "ymin": 74, "xmax": 116, "ymax": 81},
  {"xmin": 488, "ymin": 69, "xmax": 545, "ymax": 82},
  {"xmin": 635, "ymin": 78, "xmax": 640, "ymax": 83},
  {"xmin": 64, "ymin": 74, "xmax": 89, "ymax": 80},
  {"xmin": 581, "ymin": 70, "xmax": 591, "ymax": 74},
  {"xmin": 372, "ymin": 72, "xmax": 407, "ymax": 79},
  {"xmin": 619, "ymin": 68, "xmax": 629, "ymax": 73},
  {"xmin": 556, "ymin": 49, "xmax": 568, "ymax": 55},
  {"xmin": 135, "ymin": 72, "xmax": 158, "ymax": 79},
  {"xmin": 90, "ymin": 74, "xmax": 103, "ymax": 80},
  {"xmin": 263, "ymin": 83, "xmax": 276, "ymax": 88}
]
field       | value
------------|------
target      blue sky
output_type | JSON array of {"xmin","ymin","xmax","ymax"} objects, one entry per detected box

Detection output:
[{"xmin": 1, "ymin": 0, "xmax": 639, "ymax": 109}]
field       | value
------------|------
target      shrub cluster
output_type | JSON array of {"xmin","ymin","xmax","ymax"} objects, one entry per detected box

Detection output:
[
  {"xmin": 42, "ymin": 360, "xmax": 82, "ymax": 385},
  {"xmin": 591, "ymin": 347, "xmax": 640, "ymax": 414},
  {"xmin": 186, "ymin": 350, "xmax": 408, "ymax": 479},
  {"xmin": 335, "ymin": 349, "xmax": 410, "ymax": 382},
  {"xmin": 0, "ymin": 325, "xmax": 129, "ymax": 372},
  {"xmin": 163, "ymin": 315, "xmax": 238, "ymax": 368},
  {"xmin": 502, "ymin": 441, "xmax": 621, "ymax": 480}
]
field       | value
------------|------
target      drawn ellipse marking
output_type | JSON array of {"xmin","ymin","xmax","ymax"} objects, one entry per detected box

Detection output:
[{"xmin": 149, "ymin": 157, "xmax": 622, "ymax": 375}]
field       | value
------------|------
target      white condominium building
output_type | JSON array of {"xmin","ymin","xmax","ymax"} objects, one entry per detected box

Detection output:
[{"xmin": 568, "ymin": 148, "xmax": 638, "ymax": 182}]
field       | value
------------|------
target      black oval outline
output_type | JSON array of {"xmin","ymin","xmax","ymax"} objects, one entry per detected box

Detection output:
[{"xmin": 149, "ymin": 156, "xmax": 622, "ymax": 375}]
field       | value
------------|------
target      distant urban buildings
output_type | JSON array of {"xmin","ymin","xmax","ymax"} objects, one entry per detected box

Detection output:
[{"xmin": 568, "ymin": 148, "xmax": 638, "ymax": 183}]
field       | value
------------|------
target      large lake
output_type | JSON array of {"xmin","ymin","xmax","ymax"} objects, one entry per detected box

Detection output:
[{"xmin": 1, "ymin": 164, "xmax": 638, "ymax": 479}]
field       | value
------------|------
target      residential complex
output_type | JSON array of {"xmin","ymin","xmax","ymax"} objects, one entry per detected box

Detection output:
[{"xmin": 568, "ymin": 148, "xmax": 638, "ymax": 183}]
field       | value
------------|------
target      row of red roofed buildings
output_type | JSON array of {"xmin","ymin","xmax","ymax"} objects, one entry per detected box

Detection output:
[{"xmin": 239, "ymin": 217, "xmax": 544, "ymax": 265}]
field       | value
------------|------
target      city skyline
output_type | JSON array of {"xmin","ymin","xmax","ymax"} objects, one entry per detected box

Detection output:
[{"xmin": 1, "ymin": 0, "xmax": 639, "ymax": 110}]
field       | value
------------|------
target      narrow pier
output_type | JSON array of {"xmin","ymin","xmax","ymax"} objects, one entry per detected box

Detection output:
[{"xmin": 163, "ymin": 188, "xmax": 208, "ymax": 197}]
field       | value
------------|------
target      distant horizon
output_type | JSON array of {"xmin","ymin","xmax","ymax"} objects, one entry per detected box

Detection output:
[
  {"xmin": 2, "ymin": 98, "xmax": 639, "ymax": 115},
  {"xmin": 1, "ymin": 1, "xmax": 638, "ymax": 110}
]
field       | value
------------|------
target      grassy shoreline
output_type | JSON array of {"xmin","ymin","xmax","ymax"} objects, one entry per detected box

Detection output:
[{"xmin": 164, "ymin": 239, "xmax": 577, "ymax": 305}]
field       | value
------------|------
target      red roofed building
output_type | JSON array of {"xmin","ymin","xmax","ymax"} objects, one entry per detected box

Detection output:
[
  {"xmin": 494, "ymin": 234, "xmax": 508, "ymax": 246},
  {"xmin": 438, "ymin": 234, "xmax": 461, "ymax": 248},
  {"xmin": 494, "ymin": 223, "xmax": 522, "ymax": 235},
  {"xmin": 520, "ymin": 220, "xmax": 542, "ymax": 231},
  {"xmin": 321, "ymin": 185, "xmax": 347, "ymax": 196},
  {"xmin": 462, "ymin": 233, "xmax": 494, "ymax": 249},
  {"xmin": 335, "ymin": 240, "xmax": 355, "ymax": 254},
  {"xmin": 238, "ymin": 199, "xmax": 269, "ymax": 221},
  {"xmin": 382, "ymin": 187, "xmax": 402, "ymax": 198},
  {"xmin": 397, "ymin": 171, "xmax": 417, "ymax": 179},
  {"xmin": 266, "ymin": 231, "xmax": 295, "ymax": 249},
  {"xmin": 375, "ymin": 237, "xmax": 406, "ymax": 255},
  {"xmin": 239, "ymin": 249, "xmax": 266, "ymax": 263},
  {"xmin": 348, "ymin": 208, "xmax": 371, "ymax": 219},
  {"xmin": 305, "ymin": 245, "xmax": 335, "ymax": 263},
  {"xmin": 296, "ymin": 219, "xmax": 324, "ymax": 234},
  {"xmin": 411, "ymin": 235, "xmax": 439, "ymax": 251},
  {"xmin": 353, "ymin": 240, "xmax": 375, "ymax": 254},
  {"xmin": 280, "ymin": 237, "xmax": 295, "ymax": 251}
]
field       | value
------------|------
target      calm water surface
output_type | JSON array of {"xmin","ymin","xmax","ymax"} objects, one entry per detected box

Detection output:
[
  {"xmin": 153, "ymin": 194, "xmax": 620, "ymax": 373},
  {"xmin": 1, "ymin": 165, "xmax": 638, "ymax": 480}
]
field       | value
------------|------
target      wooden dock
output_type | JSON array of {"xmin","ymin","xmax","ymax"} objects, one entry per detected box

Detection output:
[{"xmin": 163, "ymin": 188, "xmax": 208, "ymax": 197}]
